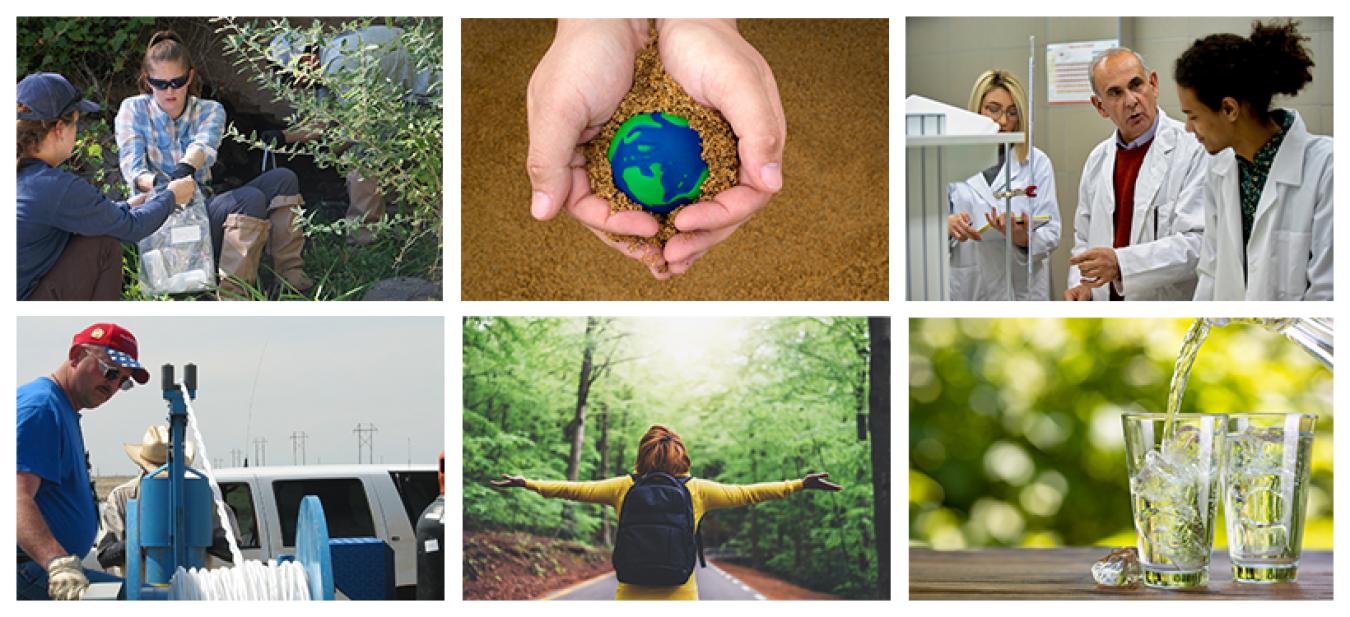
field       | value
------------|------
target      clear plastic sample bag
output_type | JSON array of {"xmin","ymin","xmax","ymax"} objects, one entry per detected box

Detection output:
[{"xmin": 138, "ymin": 189, "xmax": 216, "ymax": 296}]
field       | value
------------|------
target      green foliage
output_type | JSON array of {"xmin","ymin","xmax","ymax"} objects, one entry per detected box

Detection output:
[
  {"xmin": 214, "ymin": 17, "xmax": 442, "ymax": 256},
  {"xmin": 463, "ymin": 317, "xmax": 883, "ymax": 598},
  {"xmin": 16, "ymin": 17, "xmax": 155, "ymax": 106},
  {"xmin": 909, "ymin": 318, "xmax": 1335, "ymax": 551},
  {"xmin": 64, "ymin": 117, "xmax": 125, "ymax": 199}
]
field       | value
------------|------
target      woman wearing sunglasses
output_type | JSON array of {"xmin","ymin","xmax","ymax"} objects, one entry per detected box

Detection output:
[
  {"xmin": 115, "ymin": 30, "xmax": 312, "ymax": 299},
  {"xmin": 946, "ymin": 69, "xmax": 1060, "ymax": 300},
  {"xmin": 17, "ymin": 72, "xmax": 197, "ymax": 301}
]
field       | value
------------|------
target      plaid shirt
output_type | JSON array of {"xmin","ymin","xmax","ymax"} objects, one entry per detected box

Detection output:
[{"xmin": 115, "ymin": 94, "xmax": 225, "ymax": 199}]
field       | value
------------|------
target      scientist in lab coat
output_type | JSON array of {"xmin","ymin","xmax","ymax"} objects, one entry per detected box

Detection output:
[
  {"xmin": 947, "ymin": 69, "xmax": 1060, "ymax": 300},
  {"xmin": 1064, "ymin": 48, "xmax": 1206, "ymax": 301},
  {"xmin": 1175, "ymin": 19, "xmax": 1332, "ymax": 300}
]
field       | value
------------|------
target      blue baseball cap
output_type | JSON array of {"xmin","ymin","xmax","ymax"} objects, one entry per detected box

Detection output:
[{"xmin": 17, "ymin": 73, "xmax": 100, "ymax": 121}]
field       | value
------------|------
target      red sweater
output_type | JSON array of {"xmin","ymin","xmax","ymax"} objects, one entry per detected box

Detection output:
[{"xmin": 1110, "ymin": 141, "xmax": 1153, "ymax": 300}]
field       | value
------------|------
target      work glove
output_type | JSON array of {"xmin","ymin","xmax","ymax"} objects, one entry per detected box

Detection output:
[
  {"xmin": 47, "ymin": 555, "xmax": 89, "ymax": 601},
  {"xmin": 171, "ymin": 161, "xmax": 197, "ymax": 180}
]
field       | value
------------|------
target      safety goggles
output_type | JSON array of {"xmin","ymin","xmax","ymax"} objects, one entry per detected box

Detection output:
[
  {"xmin": 147, "ymin": 73, "xmax": 191, "ymax": 91},
  {"xmin": 89, "ymin": 353, "xmax": 134, "ymax": 391}
]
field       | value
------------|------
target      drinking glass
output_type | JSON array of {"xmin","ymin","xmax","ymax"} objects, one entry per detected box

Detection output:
[
  {"xmin": 1122, "ymin": 413, "xmax": 1227, "ymax": 588},
  {"xmin": 1223, "ymin": 413, "xmax": 1317, "ymax": 583}
]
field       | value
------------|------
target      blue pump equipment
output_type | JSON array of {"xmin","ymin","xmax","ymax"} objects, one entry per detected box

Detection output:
[{"xmin": 124, "ymin": 364, "xmax": 333, "ymax": 600}]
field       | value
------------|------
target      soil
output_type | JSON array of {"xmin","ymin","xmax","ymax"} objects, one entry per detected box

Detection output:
[
  {"xmin": 460, "ymin": 19, "xmax": 889, "ymax": 300},
  {"xmin": 580, "ymin": 27, "xmax": 739, "ymax": 271},
  {"xmin": 462, "ymin": 531, "xmax": 612, "ymax": 600},
  {"xmin": 462, "ymin": 531, "xmax": 843, "ymax": 601}
]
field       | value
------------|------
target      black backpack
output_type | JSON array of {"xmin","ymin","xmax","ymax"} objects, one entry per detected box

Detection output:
[{"xmin": 612, "ymin": 472, "xmax": 706, "ymax": 586}]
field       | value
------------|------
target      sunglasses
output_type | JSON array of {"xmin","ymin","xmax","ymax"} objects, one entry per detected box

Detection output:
[
  {"xmin": 89, "ymin": 353, "xmax": 134, "ymax": 391},
  {"xmin": 147, "ymin": 73, "xmax": 191, "ymax": 91}
]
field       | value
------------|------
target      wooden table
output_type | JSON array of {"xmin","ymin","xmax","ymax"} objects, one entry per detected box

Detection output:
[{"xmin": 910, "ymin": 548, "xmax": 1332, "ymax": 600}]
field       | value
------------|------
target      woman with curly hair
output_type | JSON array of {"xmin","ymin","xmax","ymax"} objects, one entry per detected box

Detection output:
[
  {"xmin": 1175, "ymin": 20, "xmax": 1332, "ymax": 300},
  {"xmin": 491, "ymin": 424, "xmax": 841, "ymax": 600}
]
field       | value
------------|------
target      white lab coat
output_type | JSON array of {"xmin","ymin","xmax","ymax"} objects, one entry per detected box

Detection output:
[
  {"xmin": 1194, "ymin": 109, "xmax": 1333, "ymax": 300},
  {"xmin": 948, "ymin": 146, "xmax": 1060, "ymax": 300},
  {"xmin": 1067, "ymin": 110, "xmax": 1206, "ymax": 301}
]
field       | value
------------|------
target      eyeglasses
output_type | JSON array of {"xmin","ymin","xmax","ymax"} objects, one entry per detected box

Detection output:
[
  {"xmin": 88, "ymin": 353, "xmax": 134, "ymax": 391},
  {"xmin": 147, "ymin": 73, "xmax": 191, "ymax": 91},
  {"xmin": 983, "ymin": 104, "xmax": 1020, "ymax": 121}
]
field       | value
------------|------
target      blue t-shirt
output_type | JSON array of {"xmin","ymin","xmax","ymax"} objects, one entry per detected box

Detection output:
[
  {"xmin": 17, "ymin": 377, "xmax": 98, "ymax": 559},
  {"xmin": 16, "ymin": 158, "xmax": 176, "ymax": 300}
]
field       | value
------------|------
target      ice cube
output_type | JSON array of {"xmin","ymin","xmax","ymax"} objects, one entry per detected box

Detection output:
[
  {"xmin": 1235, "ymin": 523, "xmax": 1289, "ymax": 557},
  {"xmin": 1137, "ymin": 504, "xmax": 1207, "ymax": 570},
  {"xmin": 1092, "ymin": 547, "xmax": 1141, "ymax": 587}
]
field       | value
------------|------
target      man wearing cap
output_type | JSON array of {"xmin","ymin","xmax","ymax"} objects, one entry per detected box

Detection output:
[
  {"xmin": 96, "ymin": 426, "xmax": 240, "ymax": 575},
  {"xmin": 17, "ymin": 324, "xmax": 151, "ymax": 600},
  {"xmin": 17, "ymin": 72, "xmax": 195, "ymax": 300}
]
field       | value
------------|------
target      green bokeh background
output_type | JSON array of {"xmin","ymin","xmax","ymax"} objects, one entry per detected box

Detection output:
[{"xmin": 909, "ymin": 318, "xmax": 1333, "ymax": 550}]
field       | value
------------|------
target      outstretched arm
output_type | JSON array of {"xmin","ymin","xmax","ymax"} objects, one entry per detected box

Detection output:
[
  {"xmin": 490, "ymin": 474, "xmax": 527, "ymax": 488},
  {"xmin": 492, "ymin": 474, "xmax": 629, "ymax": 508},
  {"xmin": 802, "ymin": 472, "xmax": 842, "ymax": 492}
]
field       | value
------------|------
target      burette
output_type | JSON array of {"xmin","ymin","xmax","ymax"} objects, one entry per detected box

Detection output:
[{"xmin": 1026, "ymin": 35, "xmax": 1035, "ymax": 299}]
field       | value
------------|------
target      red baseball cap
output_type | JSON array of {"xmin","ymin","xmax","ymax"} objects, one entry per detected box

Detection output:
[{"xmin": 72, "ymin": 323, "xmax": 150, "ymax": 385}]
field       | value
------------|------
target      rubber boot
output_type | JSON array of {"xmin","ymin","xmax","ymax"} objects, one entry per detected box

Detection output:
[
  {"xmin": 266, "ymin": 197, "xmax": 313, "ymax": 292},
  {"xmin": 345, "ymin": 170, "xmax": 387, "ymax": 247},
  {"xmin": 216, "ymin": 213, "xmax": 271, "ymax": 300}
]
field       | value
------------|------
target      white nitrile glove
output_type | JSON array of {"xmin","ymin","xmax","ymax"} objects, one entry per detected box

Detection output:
[{"xmin": 47, "ymin": 555, "xmax": 89, "ymax": 601}]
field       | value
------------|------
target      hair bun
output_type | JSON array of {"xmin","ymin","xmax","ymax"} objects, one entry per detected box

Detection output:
[{"xmin": 1248, "ymin": 20, "xmax": 1314, "ymax": 98}]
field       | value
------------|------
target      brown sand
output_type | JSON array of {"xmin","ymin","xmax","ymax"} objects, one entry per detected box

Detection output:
[
  {"xmin": 579, "ymin": 26, "xmax": 739, "ymax": 269},
  {"xmin": 460, "ymin": 19, "xmax": 889, "ymax": 300}
]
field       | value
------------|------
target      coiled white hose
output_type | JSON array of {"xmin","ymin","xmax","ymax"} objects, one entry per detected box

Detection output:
[
  {"xmin": 170, "ymin": 388, "xmax": 312, "ymax": 600},
  {"xmin": 168, "ymin": 559, "xmax": 311, "ymax": 600}
]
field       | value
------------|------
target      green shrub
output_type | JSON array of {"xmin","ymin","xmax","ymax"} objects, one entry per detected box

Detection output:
[
  {"xmin": 16, "ymin": 17, "xmax": 156, "ymax": 107},
  {"xmin": 214, "ymin": 17, "xmax": 443, "ymax": 244}
]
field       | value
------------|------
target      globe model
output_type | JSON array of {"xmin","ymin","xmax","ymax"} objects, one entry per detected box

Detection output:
[{"xmin": 608, "ymin": 112, "xmax": 709, "ymax": 214}]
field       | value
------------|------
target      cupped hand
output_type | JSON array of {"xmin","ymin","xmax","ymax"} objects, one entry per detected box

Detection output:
[
  {"xmin": 527, "ymin": 19, "xmax": 667, "ymax": 274},
  {"xmin": 656, "ymin": 19, "xmax": 786, "ymax": 274},
  {"xmin": 802, "ymin": 472, "xmax": 842, "ymax": 492},
  {"xmin": 490, "ymin": 474, "xmax": 527, "ymax": 489}
]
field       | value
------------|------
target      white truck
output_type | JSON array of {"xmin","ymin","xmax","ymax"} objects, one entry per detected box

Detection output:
[{"xmin": 91, "ymin": 464, "xmax": 439, "ymax": 599}]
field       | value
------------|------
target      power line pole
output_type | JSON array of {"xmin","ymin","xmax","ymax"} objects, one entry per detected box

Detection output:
[
  {"xmin": 354, "ymin": 423, "xmax": 378, "ymax": 464},
  {"xmin": 252, "ymin": 437, "xmax": 268, "ymax": 466},
  {"xmin": 231, "ymin": 448, "xmax": 244, "ymax": 467},
  {"xmin": 291, "ymin": 431, "xmax": 309, "ymax": 466}
]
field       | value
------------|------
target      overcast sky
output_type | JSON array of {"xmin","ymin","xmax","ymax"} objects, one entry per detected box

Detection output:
[{"xmin": 15, "ymin": 317, "xmax": 444, "ymax": 477}]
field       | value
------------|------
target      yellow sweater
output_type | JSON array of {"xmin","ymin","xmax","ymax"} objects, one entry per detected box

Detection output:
[{"xmin": 527, "ymin": 475, "xmax": 804, "ymax": 600}]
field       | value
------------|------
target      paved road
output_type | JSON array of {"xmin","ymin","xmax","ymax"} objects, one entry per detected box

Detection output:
[{"xmin": 543, "ymin": 563, "xmax": 768, "ymax": 601}]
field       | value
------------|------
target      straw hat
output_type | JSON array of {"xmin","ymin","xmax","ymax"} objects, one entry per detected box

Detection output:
[{"xmin": 123, "ymin": 425, "xmax": 195, "ymax": 474}]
